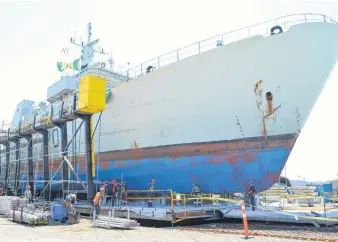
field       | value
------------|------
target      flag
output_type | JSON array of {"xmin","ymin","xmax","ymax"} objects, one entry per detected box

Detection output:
[
  {"xmin": 56, "ymin": 62, "xmax": 72, "ymax": 72},
  {"xmin": 72, "ymin": 58, "xmax": 80, "ymax": 71},
  {"xmin": 62, "ymin": 48, "xmax": 69, "ymax": 55},
  {"xmin": 57, "ymin": 62, "xmax": 64, "ymax": 72},
  {"xmin": 57, "ymin": 59, "xmax": 81, "ymax": 72}
]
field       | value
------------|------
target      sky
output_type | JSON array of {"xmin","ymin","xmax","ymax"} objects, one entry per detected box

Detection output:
[{"xmin": 0, "ymin": 0, "xmax": 337, "ymax": 182}]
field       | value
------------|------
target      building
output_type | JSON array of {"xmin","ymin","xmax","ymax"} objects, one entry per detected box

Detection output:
[{"xmin": 330, "ymin": 179, "xmax": 338, "ymax": 196}]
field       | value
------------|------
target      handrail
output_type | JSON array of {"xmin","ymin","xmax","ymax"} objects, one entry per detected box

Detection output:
[
  {"xmin": 1, "ymin": 14, "xmax": 336, "ymax": 134},
  {"xmin": 120, "ymin": 13, "xmax": 337, "ymax": 80}
]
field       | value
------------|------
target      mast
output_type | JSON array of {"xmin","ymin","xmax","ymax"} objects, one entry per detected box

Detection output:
[
  {"xmin": 108, "ymin": 51, "xmax": 114, "ymax": 72},
  {"xmin": 69, "ymin": 22, "xmax": 109, "ymax": 71},
  {"xmin": 87, "ymin": 23, "xmax": 92, "ymax": 44}
]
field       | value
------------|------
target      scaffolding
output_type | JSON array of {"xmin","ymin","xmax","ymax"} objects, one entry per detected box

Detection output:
[
  {"xmin": 0, "ymin": 22, "xmax": 126, "ymax": 204},
  {"xmin": 0, "ymin": 75, "xmax": 110, "ymax": 204},
  {"xmin": 0, "ymin": 104, "xmax": 96, "ymax": 202}
]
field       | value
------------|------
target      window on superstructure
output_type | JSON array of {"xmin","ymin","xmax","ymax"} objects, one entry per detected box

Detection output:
[{"xmin": 52, "ymin": 128, "xmax": 59, "ymax": 148}]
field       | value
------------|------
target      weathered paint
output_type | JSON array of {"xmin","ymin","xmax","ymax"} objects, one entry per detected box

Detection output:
[
  {"xmin": 19, "ymin": 133, "xmax": 295, "ymax": 193},
  {"xmin": 5, "ymin": 21, "xmax": 338, "ymax": 195}
]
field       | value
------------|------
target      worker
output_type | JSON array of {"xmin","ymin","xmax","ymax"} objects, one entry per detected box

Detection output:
[
  {"xmin": 61, "ymin": 193, "xmax": 77, "ymax": 223},
  {"xmin": 191, "ymin": 182, "xmax": 201, "ymax": 207},
  {"xmin": 147, "ymin": 179, "xmax": 156, "ymax": 207},
  {"xmin": 112, "ymin": 180, "xmax": 119, "ymax": 198},
  {"xmin": 192, "ymin": 182, "xmax": 201, "ymax": 195},
  {"xmin": 148, "ymin": 179, "xmax": 156, "ymax": 192},
  {"xmin": 101, "ymin": 181, "xmax": 108, "ymax": 204},
  {"xmin": 66, "ymin": 192, "xmax": 77, "ymax": 205},
  {"xmin": 112, "ymin": 180, "xmax": 117, "ymax": 193},
  {"xmin": 25, "ymin": 186, "xmax": 33, "ymax": 203},
  {"xmin": 93, "ymin": 188, "xmax": 104, "ymax": 219},
  {"xmin": 101, "ymin": 181, "xmax": 108, "ymax": 192},
  {"xmin": 111, "ymin": 180, "xmax": 118, "ymax": 206},
  {"xmin": 146, "ymin": 65, "xmax": 155, "ymax": 73},
  {"xmin": 247, "ymin": 180, "xmax": 256, "ymax": 211}
]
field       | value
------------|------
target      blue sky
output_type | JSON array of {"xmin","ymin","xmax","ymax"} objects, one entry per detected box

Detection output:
[{"xmin": 0, "ymin": 0, "xmax": 337, "ymax": 182}]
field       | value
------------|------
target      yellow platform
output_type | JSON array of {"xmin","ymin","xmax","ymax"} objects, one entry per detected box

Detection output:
[{"xmin": 77, "ymin": 75, "xmax": 106, "ymax": 114}]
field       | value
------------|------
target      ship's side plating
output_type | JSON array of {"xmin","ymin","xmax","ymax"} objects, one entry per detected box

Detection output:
[
  {"xmin": 91, "ymin": 22, "xmax": 338, "ymax": 193},
  {"xmin": 1, "ymin": 20, "xmax": 338, "ymax": 194}
]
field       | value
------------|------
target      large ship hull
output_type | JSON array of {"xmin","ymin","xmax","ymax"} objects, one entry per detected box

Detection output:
[
  {"xmin": 46, "ymin": 133, "xmax": 296, "ymax": 193},
  {"xmin": 2, "ymin": 19, "xmax": 338, "ymax": 194}
]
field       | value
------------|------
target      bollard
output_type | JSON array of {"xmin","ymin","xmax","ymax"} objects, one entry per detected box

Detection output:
[{"xmin": 241, "ymin": 201, "xmax": 249, "ymax": 239}]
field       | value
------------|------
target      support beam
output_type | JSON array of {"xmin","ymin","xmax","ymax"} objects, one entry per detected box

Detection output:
[
  {"xmin": 40, "ymin": 130, "xmax": 49, "ymax": 201},
  {"xmin": 13, "ymin": 140, "xmax": 20, "ymax": 195},
  {"xmin": 33, "ymin": 114, "xmax": 51, "ymax": 201},
  {"xmin": 4, "ymin": 143, "xmax": 10, "ymax": 192},
  {"xmin": 91, "ymin": 111, "xmax": 103, "ymax": 139},
  {"xmin": 0, "ymin": 143, "xmax": 6, "ymax": 182},
  {"xmin": 0, "ymin": 145, "xmax": 2, "ymax": 181},
  {"xmin": 51, "ymin": 102, "xmax": 69, "ymax": 198},
  {"xmin": 83, "ymin": 115, "xmax": 94, "ymax": 201},
  {"xmin": 23, "ymin": 135, "xmax": 34, "ymax": 195},
  {"xmin": 60, "ymin": 124, "xmax": 68, "ymax": 198}
]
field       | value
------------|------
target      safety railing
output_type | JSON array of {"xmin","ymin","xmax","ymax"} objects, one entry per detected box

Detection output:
[
  {"xmin": 120, "ymin": 13, "xmax": 337, "ymax": 80},
  {"xmin": 125, "ymin": 189, "xmax": 174, "ymax": 209}
]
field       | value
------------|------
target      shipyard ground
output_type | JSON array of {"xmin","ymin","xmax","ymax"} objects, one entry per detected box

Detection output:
[{"xmin": 1, "ymin": 217, "xmax": 337, "ymax": 242}]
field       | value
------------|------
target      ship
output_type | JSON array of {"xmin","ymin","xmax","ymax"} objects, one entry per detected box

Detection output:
[{"xmin": 0, "ymin": 13, "xmax": 338, "ymax": 196}]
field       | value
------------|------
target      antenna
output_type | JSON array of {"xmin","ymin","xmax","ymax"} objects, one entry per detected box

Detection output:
[
  {"xmin": 70, "ymin": 35, "xmax": 83, "ymax": 48},
  {"xmin": 108, "ymin": 51, "xmax": 114, "ymax": 72},
  {"xmin": 68, "ymin": 22, "xmax": 111, "ymax": 71},
  {"xmin": 88, "ymin": 23, "xmax": 92, "ymax": 44}
]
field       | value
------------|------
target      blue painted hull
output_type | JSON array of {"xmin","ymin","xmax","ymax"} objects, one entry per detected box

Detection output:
[{"xmin": 19, "ymin": 134, "xmax": 295, "ymax": 194}]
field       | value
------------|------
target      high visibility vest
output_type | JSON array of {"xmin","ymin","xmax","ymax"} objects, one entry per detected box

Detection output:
[{"xmin": 64, "ymin": 201, "xmax": 71, "ymax": 207}]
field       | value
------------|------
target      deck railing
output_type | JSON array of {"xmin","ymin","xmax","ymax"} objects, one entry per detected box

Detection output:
[{"xmin": 120, "ymin": 13, "xmax": 337, "ymax": 80}]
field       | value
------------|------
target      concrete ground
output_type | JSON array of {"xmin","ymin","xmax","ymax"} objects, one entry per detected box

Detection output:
[{"xmin": 0, "ymin": 217, "xmax": 304, "ymax": 242}]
